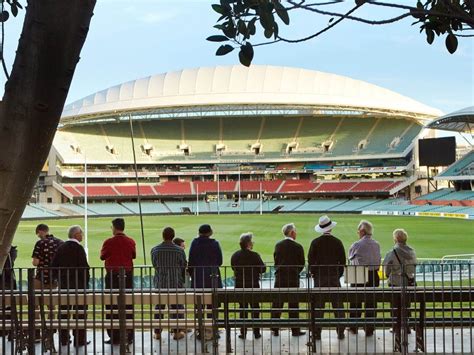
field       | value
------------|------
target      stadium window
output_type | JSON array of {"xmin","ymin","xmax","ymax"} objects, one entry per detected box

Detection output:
[
  {"xmin": 286, "ymin": 142, "xmax": 298, "ymax": 154},
  {"xmin": 141, "ymin": 143, "xmax": 154, "ymax": 156},
  {"xmin": 322, "ymin": 141, "xmax": 333, "ymax": 152},
  {"xmin": 251, "ymin": 142, "xmax": 261, "ymax": 155},
  {"xmin": 106, "ymin": 144, "xmax": 117, "ymax": 155},
  {"xmin": 358, "ymin": 139, "xmax": 368, "ymax": 150}
]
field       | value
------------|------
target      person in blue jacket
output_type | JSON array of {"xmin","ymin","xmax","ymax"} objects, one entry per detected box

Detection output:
[{"xmin": 188, "ymin": 224, "xmax": 223, "ymax": 288}]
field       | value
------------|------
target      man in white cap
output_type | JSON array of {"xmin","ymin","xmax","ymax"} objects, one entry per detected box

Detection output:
[{"xmin": 308, "ymin": 215, "xmax": 346, "ymax": 340}]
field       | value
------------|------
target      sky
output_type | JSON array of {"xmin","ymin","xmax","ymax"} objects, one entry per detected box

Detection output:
[{"xmin": 0, "ymin": 1, "xmax": 472, "ymax": 127}]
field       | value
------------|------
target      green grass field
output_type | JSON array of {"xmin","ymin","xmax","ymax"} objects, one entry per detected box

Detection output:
[{"xmin": 12, "ymin": 214, "xmax": 473, "ymax": 268}]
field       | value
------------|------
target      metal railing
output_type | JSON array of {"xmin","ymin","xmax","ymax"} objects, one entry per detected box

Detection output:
[{"xmin": 0, "ymin": 263, "xmax": 472, "ymax": 354}]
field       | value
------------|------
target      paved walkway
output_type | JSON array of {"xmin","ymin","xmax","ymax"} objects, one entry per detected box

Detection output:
[{"xmin": 1, "ymin": 328, "xmax": 472, "ymax": 354}]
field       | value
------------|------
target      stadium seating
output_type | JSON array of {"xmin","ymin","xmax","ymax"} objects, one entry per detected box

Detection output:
[
  {"xmin": 75, "ymin": 185, "xmax": 117, "ymax": 197},
  {"xmin": 194, "ymin": 181, "xmax": 236, "ymax": 193},
  {"xmin": 115, "ymin": 185, "xmax": 155, "ymax": 196},
  {"xmin": 436, "ymin": 150, "xmax": 474, "ymax": 178},
  {"xmin": 54, "ymin": 116, "xmax": 421, "ymax": 164},
  {"xmin": 315, "ymin": 181, "xmax": 357, "ymax": 192},
  {"xmin": 240, "ymin": 180, "xmax": 283, "ymax": 193},
  {"xmin": 350, "ymin": 181, "xmax": 395, "ymax": 192},
  {"xmin": 155, "ymin": 181, "xmax": 192, "ymax": 195},
  {"xmin": 278, "ymin": 179, "xmax": 317, "ymax": 193}
]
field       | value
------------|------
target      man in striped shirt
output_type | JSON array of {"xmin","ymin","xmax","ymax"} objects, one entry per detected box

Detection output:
[{"xmin": 151, "ymin": 227, "xmax": 187, "ymax": 340}]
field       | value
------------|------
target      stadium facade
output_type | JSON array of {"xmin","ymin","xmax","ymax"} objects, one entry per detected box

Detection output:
[{"xmin": 28, "ymin": 65, "xmax": 473, "ymax": 218}]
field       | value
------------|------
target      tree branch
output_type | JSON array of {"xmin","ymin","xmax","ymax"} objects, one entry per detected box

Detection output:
[
  {"xmin": 277, "ymin": 2, "xmax": 364, "ymax": 43},
  {"xmin": 287, "ymin": 0, "xmax": 411, "ymax": 25}
]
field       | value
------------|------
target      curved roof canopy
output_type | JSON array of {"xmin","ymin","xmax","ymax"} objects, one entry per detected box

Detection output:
[
  {"xmin": 62, "ymin": 65, "xmax": 442, "ymax": 125},
  {"xmin": 426, "ymin": 106, "xmax": 474, "ymax": 133}
]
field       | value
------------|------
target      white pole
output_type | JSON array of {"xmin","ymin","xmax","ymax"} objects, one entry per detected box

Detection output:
[
  {"xmin": 217, "ymin": 165, "xmax": 220, "ymax": 215},
  {"xmin": 196, "ymin": 184, "xmax": 199, "ymax": 216},
  {"xmin": 259, "ymin": 181, "xmax": 263, "ymax": 215},
  {"xmin": 84, "ymin": 154, "xmax": 89, "ymax": 260},
  {"xmin": 238, "ymin": 165, "xmax": 241, "ymax": 215}
]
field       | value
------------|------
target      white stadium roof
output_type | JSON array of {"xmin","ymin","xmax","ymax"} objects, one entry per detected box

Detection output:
[{"xmin": 62, "ymin": 65, "xmax": 442, "ymax": 124}]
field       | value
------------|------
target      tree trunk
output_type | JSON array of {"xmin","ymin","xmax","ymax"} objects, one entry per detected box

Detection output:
[{"xmin": 0, "ymin": 0, "xmax": 96, "ymax": 268}]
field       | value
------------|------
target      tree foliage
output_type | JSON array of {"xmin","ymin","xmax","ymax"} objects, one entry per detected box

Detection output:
[{"xmin": 208, "ymin": 0, "xmax": 474, "ymax": 66}]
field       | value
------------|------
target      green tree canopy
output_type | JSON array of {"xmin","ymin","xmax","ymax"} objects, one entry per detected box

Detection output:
[{"xmin": 208, "ymin": 0, "xmax": 474, "ymax": 66}]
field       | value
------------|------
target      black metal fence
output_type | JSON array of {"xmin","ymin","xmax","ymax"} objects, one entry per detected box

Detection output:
[{"xmin": 0, "ymin": 263, "xmax": 472, "ymax": 354}]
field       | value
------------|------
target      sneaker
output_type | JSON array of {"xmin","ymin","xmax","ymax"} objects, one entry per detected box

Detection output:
[
  {"xmin": 337, "ymin": 332, "xmax": 345, "ymax": 340},
  {"xmin": 253, "ymin": 331, "xmax": 262, "ymax": 339}
]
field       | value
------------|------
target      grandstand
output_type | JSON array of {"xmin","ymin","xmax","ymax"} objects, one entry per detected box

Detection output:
[{"xmin": 31, "ymin": 65, "xmax": 464, "ymax": 218}]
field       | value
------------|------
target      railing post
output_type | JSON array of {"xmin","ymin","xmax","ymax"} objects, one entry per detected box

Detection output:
[
  {"xmin": 118, "ymin": 268, "xmax": 127, "ymax": 355},
  {"xmin": 211, "ymin": 273, "xmax": 219, "ymax": 355},
  {"xmin": 400, "ymin": 264, "xmax": 408, "ymax": 355},
  {"xmin": 27, "ymin": 268, "xmax": 36, "ymax": 355}
]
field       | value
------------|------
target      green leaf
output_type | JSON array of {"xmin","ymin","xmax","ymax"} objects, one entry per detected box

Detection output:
[
  {"xmin": 237, "ymin": 20, "xmax": 247, "ymax": 35},
  {"xmin": 264, "ymin": 27, "xmax": 273, "ymax": 39},
  {"xmin": 274, "ymin": 1, "xmax": 289, "ymax": 25},
  {"xmin": 207, "ymin": 35, "xmax": 230, "ymax": 42},
  {"xmin": 239, "ymin": 42, "xmax": 254, "ymax": 67},
  {"xmin": 10, "ymin": 3, "xmax": 18, "ymax": 17},
  {"xmin": 216, "ymin": 44, "xmax": 234, "ymax": 56},
  {"xmin": 426, "ymin": 29, "xmax": 434, "ymax": 44},
  {"xmin": 223, "ymin": 24, "xmax": 237, "ymax": 38},
  {"xmin": 248, "ymin": 18, "xmax": 257, "ymax": 35},
  {"xmin": 445, "ymin": 33, "xmax": 458, "ymax": 54},
  {"xmin": 212, "ymin": 4, "xmax": 223, "ymax": 14},
  {"xmin": 0, "ymin": 11, "xmax": 9, "ymax": 22}
]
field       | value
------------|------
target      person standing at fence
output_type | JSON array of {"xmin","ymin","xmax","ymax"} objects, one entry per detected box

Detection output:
[
  {"xmin": 348, "ymin": 220, "xmax": 381, "ymax": 336},
  {"xmin": 51, "ymin": 225, "xmax": 90, "ymax": 347},
  {"xmin": 383, "ymin": 228, "xmax": 417, "ymax": 348},
  {"xmin": 271, "ymin": 223, "xmax": 306, "ymax": 337},
  {"xmin": 100, "ymin": 218, "xmax": 136, "ymax": 345},
  {"xmin": 308, "ymin": 216, "xmax": 346, "ymax": 340},
  {"xmin": 151, "ymin": 227, "xmax": 187, "ymax": 341},
  {"xmin": 231, "ymin": 232, "xmax": 266, "ymax": 339},
  {"xmin": 0, "ymin": 245, "xmax": 17, "ymax": 340},
  {"xmin": 188, "ymin": 224, "xmax": 222, "ymax": 340},
  {"xmin": 31, "ymin": 223, "xmax": 63, "ymax": 340},
  {"xmin": 174, "ymin": 237, "xmax": 192, "ymax": 288}
]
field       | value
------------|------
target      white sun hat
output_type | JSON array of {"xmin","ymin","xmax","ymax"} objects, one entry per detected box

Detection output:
[{"xmin": 314, "ymin": 215, "xmax": 337, "ymax": 233}]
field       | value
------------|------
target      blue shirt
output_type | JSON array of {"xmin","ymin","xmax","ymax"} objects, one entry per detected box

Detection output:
[{"xmin": 348, "ymin": 235, "xmax": 381, "ymax": 271}]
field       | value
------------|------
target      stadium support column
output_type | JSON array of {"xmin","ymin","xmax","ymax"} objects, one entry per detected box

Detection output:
[
  {"xmin": 217, "ymin": 164, "xmax": 220, "ymax": 215},
  {"xmin": 196, "ymin": 185, "xmax": 199, "ymax": 216},
  {"xmin": 259, "ymin": 182, "xmax": 263, "ymax": 215},
  {"xmin": 84, "ymin": 154, "xmax": 88, "ymax": 259},
  {"xmin": 238, "ymin": 165, "xmax": 241, "ymax": 215}
]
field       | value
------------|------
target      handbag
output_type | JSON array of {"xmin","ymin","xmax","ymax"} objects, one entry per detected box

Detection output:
[{"xmin": 393, "ymin": 248, "xmax": 415, "ymax": 286}]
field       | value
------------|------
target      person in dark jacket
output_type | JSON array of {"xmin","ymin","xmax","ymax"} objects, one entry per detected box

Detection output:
[
  {"xmin": 231, "ymin": 233, "xmax": 266, "ymax": 339},
  {"xmin": 308, "ymin": 216, "xmax": 346, "ymax": 340},
  {"xmin": 0, "ymin": 246, "xmax": 17, "ymax": 339},
  {"xmin": 188, "ymin": 224, "xmax": 223, "ymax": 288},
  {"xmin": 271, "ymin": 223, "xmax": 306, "ymax": 337},
  {"xmin": 188, "ymin": 224, "xmax": 223, "ymax": 341},
  {"xmin": 51, "ymin": 225, "xmax": 90, "ymax": 347}
]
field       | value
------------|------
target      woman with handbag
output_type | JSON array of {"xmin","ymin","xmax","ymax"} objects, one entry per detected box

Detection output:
[{"xmin": 383, "ymin": 229, "xmax": 417, "ymax": 350}]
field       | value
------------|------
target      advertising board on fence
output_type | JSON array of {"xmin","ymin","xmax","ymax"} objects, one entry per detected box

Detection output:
[{"xmin": 362, "ymin": 210, "xmax": 470, "ymax": 219}]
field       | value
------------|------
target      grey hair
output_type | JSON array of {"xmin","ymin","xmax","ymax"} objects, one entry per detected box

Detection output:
[
  {"xmin": 393, "ymin": 229, "xmax": 408, "ymax": 244},
  {"xmin": 68, "ymin": 225, "xmax": 82, "ymax": 239},
  {"xmin": 282, "ymin": 223, "xmax": 296, "ymax": 237},
  {"xmin": 239, "ymin": 232, "xmax": 253, "ymax": 249},
  {"xmin": 358, "ymin": 220, "xmax": 373, "ymax": 235}
]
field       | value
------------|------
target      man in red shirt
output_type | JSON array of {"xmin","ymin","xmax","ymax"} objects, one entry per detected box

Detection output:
[{"xmin": 100, "ymin": 218, "xmax": 136, "ymax": 345}]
